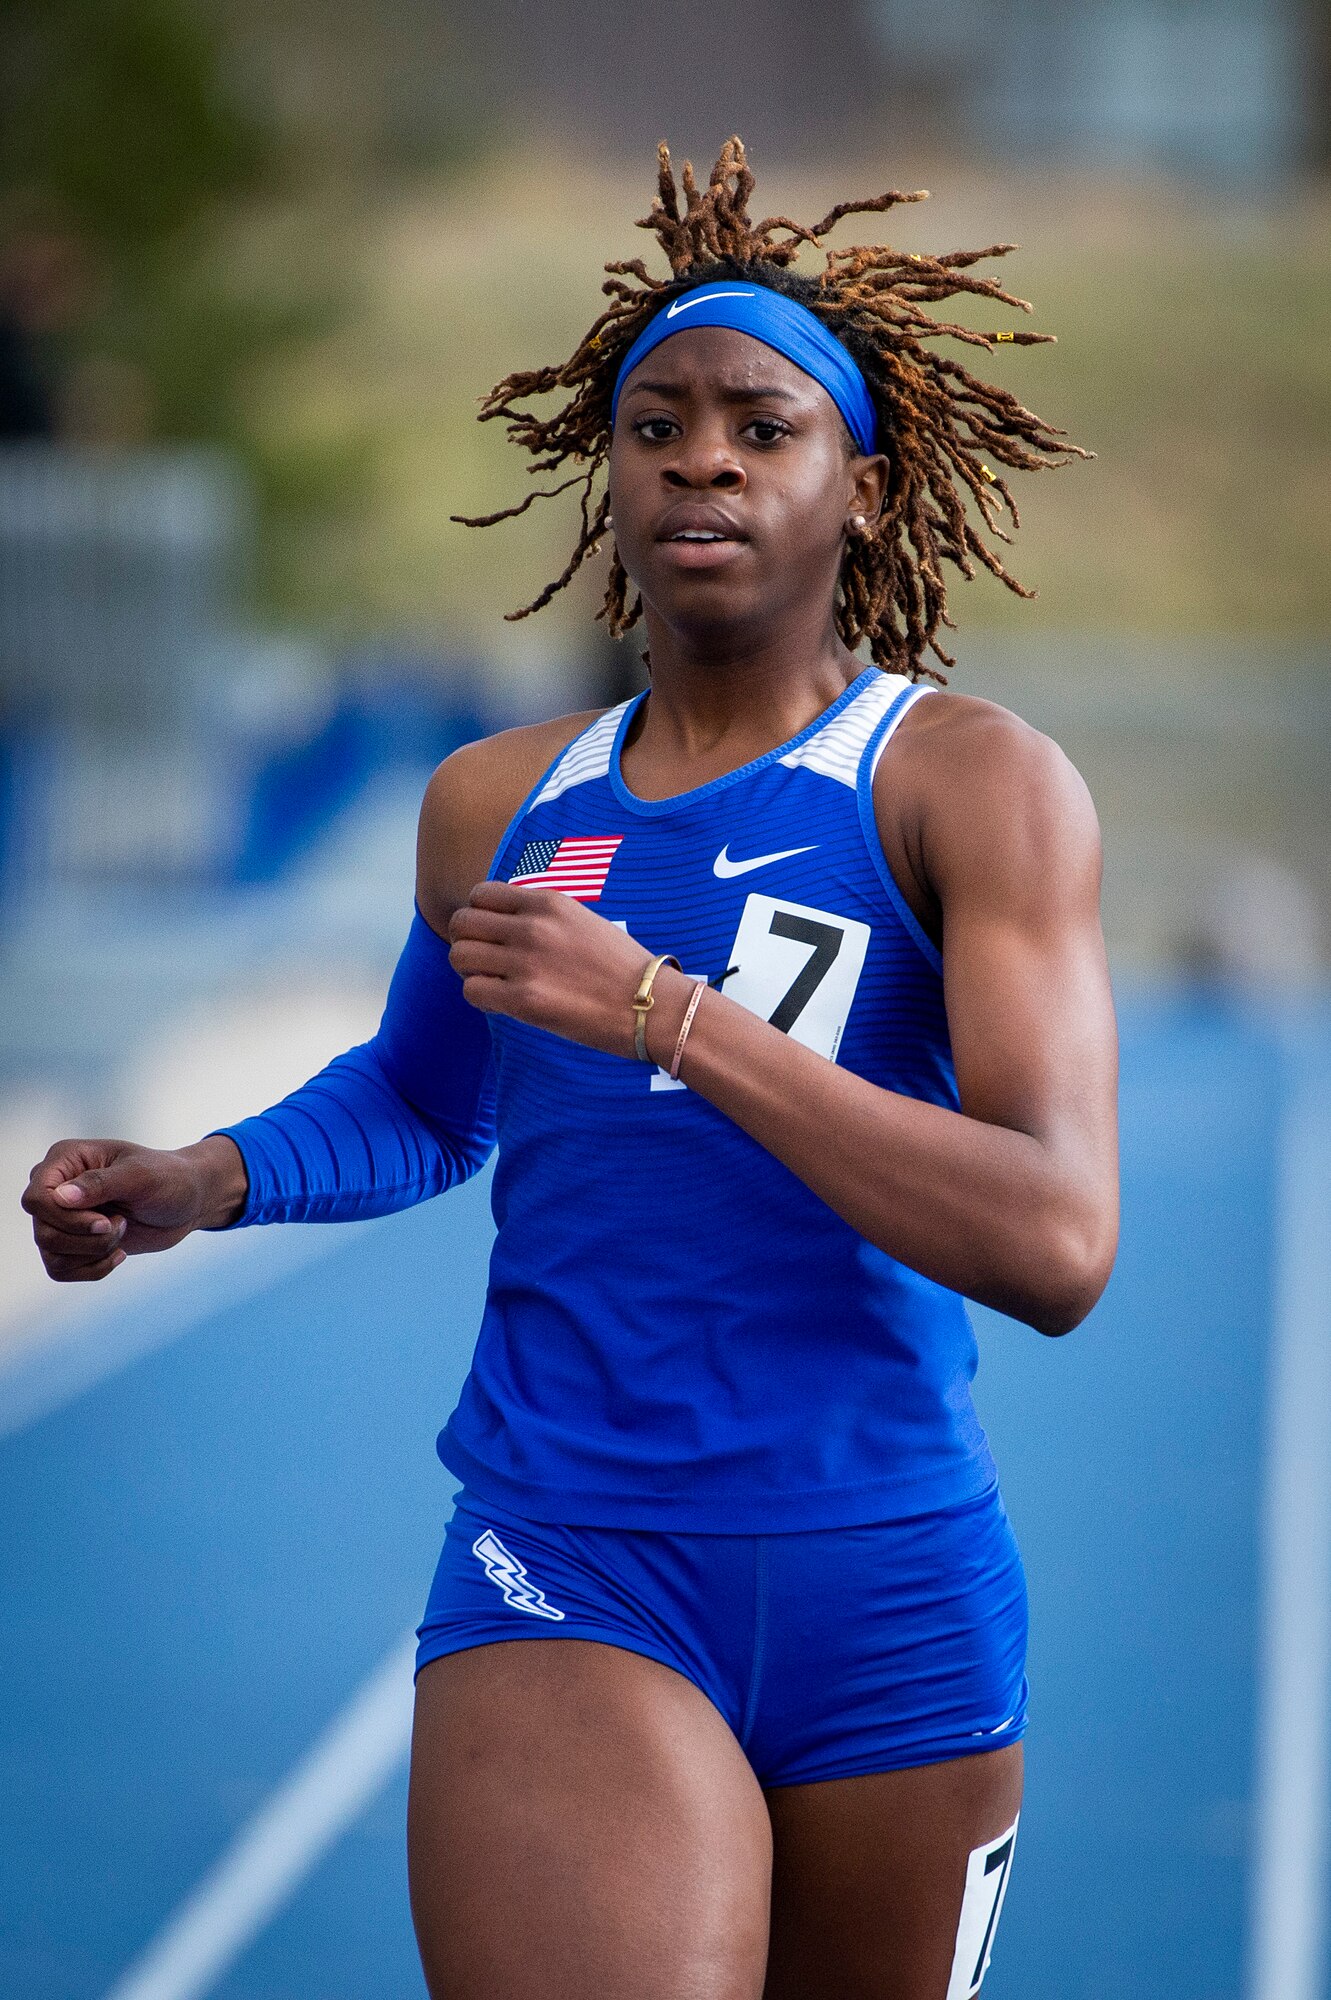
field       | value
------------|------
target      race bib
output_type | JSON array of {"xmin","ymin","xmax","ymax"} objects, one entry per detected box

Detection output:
[
  {"xmin": 721, "ymin": 892, "xmax": 870, "ymax": 1062},
  {"xmin": 945, "ymin": 1816, "xmax": 1019, "ymax": 1999}
]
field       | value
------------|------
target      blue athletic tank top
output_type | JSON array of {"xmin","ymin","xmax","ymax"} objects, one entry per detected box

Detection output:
[{"xmin": 438, "ymin": 665, "xmax": 997, "ymax": 1530}]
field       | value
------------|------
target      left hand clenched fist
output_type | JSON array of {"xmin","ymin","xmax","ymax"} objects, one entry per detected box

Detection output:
[{"xmin": 448, "ymin": 881, "xmax": 685, "ymax": 1062}]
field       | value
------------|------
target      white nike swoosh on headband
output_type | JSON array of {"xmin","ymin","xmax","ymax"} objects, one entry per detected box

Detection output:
[
  {"xmin": 666, "ymin": 290, "xmax": 757, "ymax": 319},
  {"xmin": 713, "ymin": 843, "xmax": 817, "ymax": 879}
]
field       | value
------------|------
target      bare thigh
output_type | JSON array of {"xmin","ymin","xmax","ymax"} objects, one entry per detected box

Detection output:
[
  {"xmin": 408, "ymin": 1639, "xmax": 772, "ymax": 2000},
  {"xmin": 763, "ymin": 1745, "xmax": 1024, "ymax": 2000}
]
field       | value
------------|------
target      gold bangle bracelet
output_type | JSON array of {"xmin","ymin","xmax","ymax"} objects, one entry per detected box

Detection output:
[{"xmin": 631, "ymin": 952, "xmax": 681, "ymax": 1063}]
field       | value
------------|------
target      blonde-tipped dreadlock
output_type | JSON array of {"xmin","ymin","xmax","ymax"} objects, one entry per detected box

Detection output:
[{"xmin": 453, "ymin": 137, "xmax": 1089, "ymax": 682}]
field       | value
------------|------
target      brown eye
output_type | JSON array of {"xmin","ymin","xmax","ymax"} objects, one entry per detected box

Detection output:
[
  {"xmin": 632, "ymin": 417, "xmax": 679, "ymax": 443},
  {"xmin": 744, "ymin": 419, "xmax": 789, "ymax": 445}
]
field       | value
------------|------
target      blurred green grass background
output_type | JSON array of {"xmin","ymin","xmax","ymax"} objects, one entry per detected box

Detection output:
[
  {"xmin": 204, "ymin": 151, "xmax": 1331, "ymax": 655},
  {"xmin": 5, "ymin": 3, "xmax": 1327, "ymax": 667}
]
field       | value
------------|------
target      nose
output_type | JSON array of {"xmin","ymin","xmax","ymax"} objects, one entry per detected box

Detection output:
[{"xmin": 662, "ymin": 429, "xmax": 746, "ymax": 492}]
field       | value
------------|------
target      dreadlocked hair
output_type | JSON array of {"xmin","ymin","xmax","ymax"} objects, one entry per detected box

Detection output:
[{"xmin": 452, "ymin": 136, "xmax": 1089, "ymax": 682}]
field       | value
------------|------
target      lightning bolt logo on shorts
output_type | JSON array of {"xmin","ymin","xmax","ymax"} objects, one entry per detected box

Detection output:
[{"xmin": 471, "ymin": 1530, "xmax": 566, "ymax": 1621}]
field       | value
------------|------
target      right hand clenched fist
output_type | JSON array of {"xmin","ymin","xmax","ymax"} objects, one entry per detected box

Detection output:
[{"xmin": 21, "ymin": 1136, "xmax": 247, "ymax": 1282}]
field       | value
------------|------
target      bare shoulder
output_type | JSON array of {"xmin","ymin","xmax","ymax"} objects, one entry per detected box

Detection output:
[
  {"xmin": 880, "ymin": 689, "xmax": 1102, "ymax": 910},
  {"xmin": 417, "ymin": 708, "xmax": 606, "ymax": 927}
]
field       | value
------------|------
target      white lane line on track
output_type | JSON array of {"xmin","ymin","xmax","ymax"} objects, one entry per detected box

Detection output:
[
  {"xmin": 0, "ymin": 1221, "xmax": 374, "ymax": 1442},
  {"xmin": 102, "ymin": 1628, "xmax": 418, "ymax": 2000},
  {"xmin": 1248, "ymin": 1038, "xmax": 1331, "ymax": 2000}
]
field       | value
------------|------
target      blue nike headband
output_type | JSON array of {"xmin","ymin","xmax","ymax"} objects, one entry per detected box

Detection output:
[{"xmin": 610, "ymin": 282, "xmax": 879, "ymax": 455}]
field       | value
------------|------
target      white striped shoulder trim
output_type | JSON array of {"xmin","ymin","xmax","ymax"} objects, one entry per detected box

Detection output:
[
  {"xmin": 779, "ymin": 672, "xmax": 919, "ymax": 787},
  {"xmin": 531, "ymin": 702, "xmax": 633, "ymax": 807},
  {"xmin": 866, "ymin": 682, "xmax": 934, "ymax": 783}
]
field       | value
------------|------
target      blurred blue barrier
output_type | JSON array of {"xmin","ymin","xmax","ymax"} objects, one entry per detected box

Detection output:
[
  {"xmin": 0, "ymin": 445, "xmax": 500, "ymax": 900},
  {"xmin": 1, "ymin": 993, "xmax": 1328, "ymax": 2000},
  {"xmin": 233, "ymin": 668, "xmax": 490, "ymax": 885},
  {"xmin": 0, "ymin": 666, "xmax": 493, "ymax": 908}
]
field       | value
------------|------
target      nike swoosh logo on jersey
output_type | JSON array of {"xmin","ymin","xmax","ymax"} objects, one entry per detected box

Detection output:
[
  {"xmin": 713, "ymin": 843, "xmax": 818, "ymax": 878},
  {"xmin": 666, "ymin": 289, "xmax": 756, "ymax": 318}
]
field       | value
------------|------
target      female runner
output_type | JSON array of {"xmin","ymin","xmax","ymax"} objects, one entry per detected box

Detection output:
[{"xmin": 24, "ymin": 141, "xmax": 1119, "ymax": 2000}]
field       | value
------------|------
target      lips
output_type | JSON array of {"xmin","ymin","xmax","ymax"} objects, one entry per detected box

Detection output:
[{"xmin": 655, "ymin": 503, "xmax": 747, "ymax": 546}]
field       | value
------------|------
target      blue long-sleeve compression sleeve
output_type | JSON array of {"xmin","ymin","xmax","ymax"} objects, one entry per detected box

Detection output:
[{"xmin": 213, "ymin": 910, "xmax": 495, "ymax": 1226}]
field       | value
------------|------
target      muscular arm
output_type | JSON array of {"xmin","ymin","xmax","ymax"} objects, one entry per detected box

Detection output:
[
  {"xmin": 673, "ymin": 699, "xmax": 1118, "ymax": 1331},
  {"xmin": 449, "ymin": 698, "xmax": 1118, "ymax": 1335}
]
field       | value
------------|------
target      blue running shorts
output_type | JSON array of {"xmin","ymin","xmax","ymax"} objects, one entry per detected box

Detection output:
[{"xmin": 415, "ymin": 1483, "xmax": 1028, "ymax": 1786}]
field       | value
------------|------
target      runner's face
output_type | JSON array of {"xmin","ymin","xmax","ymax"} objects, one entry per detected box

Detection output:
[{"xmin": 608, "ymin": 327, "xmax": 884, "ymax": 651}]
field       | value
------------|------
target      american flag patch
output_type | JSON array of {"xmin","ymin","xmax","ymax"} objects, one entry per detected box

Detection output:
[{"xmin": 508, "ymin": 835, "xmax": 623, "ymax": 901}]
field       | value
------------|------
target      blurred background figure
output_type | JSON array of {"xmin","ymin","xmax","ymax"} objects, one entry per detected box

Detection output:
[{"xmin": 0, "ymin": 4, "xmax": 1327, "ymax": 1999}]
